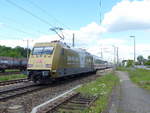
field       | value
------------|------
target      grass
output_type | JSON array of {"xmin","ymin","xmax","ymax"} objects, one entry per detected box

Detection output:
[
  {"xmin": 0, "ymin": 74, "xmax": 27, "ymax": 82},
  {"xmin": 116, "ymin": 66, "xmax": 128, "ymax": 71},
  {"xmin": 76, "ymin": 73, "xmax": 119, "ymax": 113},
  {"xmin": 128, "ymin": 68, "xmax": 150, "ymax": 90},
  {"xmin": 146, "ymin": 65, "xmax": 150, "ymax": 68},
  {"xmin": 5, "ymin": 69, "xmax": 20, "ymax": 72},
  {"xmin": 0, "ymin": 69, "xmax": 20, "ymax": 72},
  {"xmin": 117, "ymin": 66, "xmax": 150, "ymax": 90}
]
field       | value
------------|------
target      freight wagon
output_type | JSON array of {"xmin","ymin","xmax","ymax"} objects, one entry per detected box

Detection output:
[{"xmin": 0, "ymin": 57, "xmax": 27, "ymax": 72}]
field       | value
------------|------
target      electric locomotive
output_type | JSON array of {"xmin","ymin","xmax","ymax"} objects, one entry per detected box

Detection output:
[{"xmin": 27, "ymin": 41, "xmax": 94, "ymax": 83}]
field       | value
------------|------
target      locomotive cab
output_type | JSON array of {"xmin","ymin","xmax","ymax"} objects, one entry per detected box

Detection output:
[{"xmin": 27, "ymin": 41, "xmax": 59, "ymax": 83}]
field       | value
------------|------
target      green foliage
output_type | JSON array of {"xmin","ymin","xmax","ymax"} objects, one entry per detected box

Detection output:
[
  {"xmin": 5, "ymin": 69, "xmax": 20, "ymax": 72},
  {"xmin": 0, "ymin": 45, "xmax": 30, "ymax": 58},
  {"xmin": 127, "ymin": 60, "xmax": 134, "ymax": 67},
  {"xmin": 116, "ymin": 67, "xmax": 150, "ymax": 90},
  {"xmin": 148, "ymin": 56, "xmax": 150, "ymax": 60},
  {"xmin": 116, "ymin": 66, "xmax": 128, "ymax": 71},
  {"xmin": 128, "ymin": 69, "xmax": 150, "ymax": 90},
  {"xmin": 0, "ymin": 74, "xmax": 26, "ymax": 81},
  {"xmin": 137, "ymin": 55, "xmax": 144, "ymax": 65},
  {"xmin": 77, "ymin": 73, "xmax": 119, "ymax": 113},
  {"xmin": 136, "ymin": 55, "xmax": 148, "ymax": 65},
  {"xmin": 145, "ymin": 60, "xmax": 150, "ymax": 65},
  {"xmin": 144, "ymin": 56, "xmax": 150, "ymax": 65}
]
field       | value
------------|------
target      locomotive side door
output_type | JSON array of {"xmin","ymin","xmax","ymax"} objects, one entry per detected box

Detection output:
[{"xmin": 61, "ymin": 48, "xmax": 66, "ymax": 75}]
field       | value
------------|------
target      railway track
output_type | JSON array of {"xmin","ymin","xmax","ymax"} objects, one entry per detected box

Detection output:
[
  {"xmin": 0, "ymin": 78, "xmax": 28, "ymax": 86},
  {"xmin": 0, "ymin": 69, "xmax": 113, "ymax": 113},
  {"xmin": 40, "ymin": 92, "xmax": 97, "ymax": 113},
  {"xmin": 0, "ymin": 84, "xmax": 47, "ymax": 101}
]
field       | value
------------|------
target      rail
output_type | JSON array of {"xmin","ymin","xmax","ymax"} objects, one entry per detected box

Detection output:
[
  {"xmin": 0, "ymin": 78, "xmax": 28, "ymax": 86},
  {"xmin": 0, "ymin": 84, "xmax": 47, "ymax": 101}
]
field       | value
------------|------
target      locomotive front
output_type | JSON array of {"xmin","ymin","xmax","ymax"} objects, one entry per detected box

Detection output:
[{"xmin": 27, "ymin": 42, "xmax": 56, "ymax": 83}]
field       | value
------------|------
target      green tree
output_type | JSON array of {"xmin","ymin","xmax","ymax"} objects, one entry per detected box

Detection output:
[
  {"xmin": 148, "ymin": 56, "xmax": 150, "ymax": 60},
  {"xmin": 137, "ymin": 55, "xmax": 144, "ymax": 65},
  {"xmin": 145, "ymin": 56, "xmax": 150, "ymax": 65},
  {"xmin": 0, "ymin": 45, "xmax": 30, "ymax": 58}
]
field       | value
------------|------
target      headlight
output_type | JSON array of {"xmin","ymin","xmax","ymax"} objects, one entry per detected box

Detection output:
[
  {"xmin": 27, "ymin": 64, "xmax": 33, "ymax": 68},
  {"xmin": 45, "ymin": 64, "xmax": 51, "ymax": 68}
]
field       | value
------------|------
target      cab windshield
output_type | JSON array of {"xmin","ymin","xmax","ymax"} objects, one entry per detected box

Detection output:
[{"xmin": 32, "ymin": 46, "xmax": 54, "ymax": 55}]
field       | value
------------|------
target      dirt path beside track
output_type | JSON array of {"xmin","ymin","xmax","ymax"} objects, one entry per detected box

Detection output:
[{"xmin": 109, "ymin": 71, "xmax": 150, "ymax": 113}]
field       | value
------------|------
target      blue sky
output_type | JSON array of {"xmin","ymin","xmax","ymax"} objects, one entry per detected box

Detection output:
[
  {"xmin": 0, "ymin": 0, "xmax": 121, "ymax": 36},
  {"xmin": 0, "ymin": 0, "xmax": 150, "ymax": 61}
]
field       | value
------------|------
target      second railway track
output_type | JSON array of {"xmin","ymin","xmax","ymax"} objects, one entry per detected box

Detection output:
[
  {"xmin": 0, "ymin": 83, "xmax": 48, "ymax": 101},
  {"xmin": 39, "ymin": 92, "xmax": 97, "ymax": 113},
  {"xmin": 0, "ymin": 78, "xmax": 28, "ymax": 86}
]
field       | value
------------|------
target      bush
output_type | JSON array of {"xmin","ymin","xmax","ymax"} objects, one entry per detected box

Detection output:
[
  {"xmin": 144, "ymin": 60, "xmax": 150, "ymax": 65},
  {"xmin": 126, "ymin": 60, "xmax": 134, "ymax": 67}
]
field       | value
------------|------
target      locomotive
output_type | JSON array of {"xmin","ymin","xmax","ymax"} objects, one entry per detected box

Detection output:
[
  {"xmin": 27, "ymin": 41, "xmax": 109, "ymax": 83},
  {"xmin": 0, "ymin": 57, "xmax": 27, "ymax": 72}
]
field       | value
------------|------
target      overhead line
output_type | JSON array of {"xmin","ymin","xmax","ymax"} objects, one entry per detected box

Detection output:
[
  {"xmin": 0, "ymin": 34, "xmax": 20, "ymax": 39},
  {"xmin": 5, "ymin": 0, "xmax": 54, "ymax": 27},
  {"xmin": 5, "ymin": 0, "xmax": 72, "ymax": 41},
  {"xmin": 2, "ymin": 16, "xmax": 48, "ymax": 35},
  {"xmin": 99, "ymin": 0, "xmax": 102, "ymax": 24},
  {"xmin": 4, "ymin": 24, "xmax": 38, "ymax": 37},
  {"xmin": 28, "ymin": 0, "xmax": 71, "ymax": 30}
]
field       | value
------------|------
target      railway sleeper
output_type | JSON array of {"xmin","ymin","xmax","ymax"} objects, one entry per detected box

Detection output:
[
  {"xmin": 48, "ymin": 93, "xmax": 97, "ymax": 113},
  {"xmin": 60, "ymin": 102, "xmax": 88, "ymax": 108},
  {"xmin": 69, "ymin": 100, "xmax": 89, "ymax": 105},
  {"xmin": 58, "ymin": 105, "xmax": 86, "ymax": 111},
  {"xmin": 53, "ymin": 109, "xmax": 82, "ymax": 113}
]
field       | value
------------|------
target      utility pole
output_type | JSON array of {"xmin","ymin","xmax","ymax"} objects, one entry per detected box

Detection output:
[
  {"xmin": 116, "ymin": 47, "xmax": 119, "ymax": 65},
  {"xmin": 101, "ymin": 48, "xmax": 103, "ymax": 59},
  {"xmin": 112, "ymin": 45, "xmax": 119, "ymax": 65},
  {"xmin": 130, "ymin": 35, "xmax": 136, "ymax": 63},
  {"xmin": 23, "ymin": 40, "xmax": 33, "ymax": 59},
  {"xmin": 99, "ymin": 0, "xmax": 102, "ymax": 24},
  {"xmin": 112, "ymin": 45, "xmax": 116, "ymax": 64},
  {"xmin": 72, "ymin": 33, "xmax": 75, "ymax": 47}
]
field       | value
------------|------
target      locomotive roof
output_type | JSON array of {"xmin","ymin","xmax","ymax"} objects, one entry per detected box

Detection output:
[
  {"xmin": 34, "ymin": 40, "xmax": 70, "ymax": 48},
  {"xmin": 34, "ymin": 41, "xmax": 91, "ymax": 56}
]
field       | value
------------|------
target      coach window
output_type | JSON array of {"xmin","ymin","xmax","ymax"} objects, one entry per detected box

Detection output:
[{"xmin": 61, "ymin": 48, "xmax": 64, "ymax": 55}]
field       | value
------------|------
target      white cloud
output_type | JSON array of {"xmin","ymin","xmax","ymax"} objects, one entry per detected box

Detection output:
[
  {"xmin": 0, "ymin": 22, "xmax": 105, "ymax": 47},
  {"xmin": 0, "ymin": 22, "xmax": 149, "ymax": 62},
  {"xmin": 0, "ymin": 39, "xmax": 34, "ymax": 48},
  {"xmin": 85, "ymin": 37, "xmax": 150, "ymax": 61},
  {"xmin": 102, "ymin": 0, "xmax": 150, "ymax": 32},
  {"xmin": 0, "ymin": 40, "xmax": 26, "ymax": 48},
  {"xmin": 35, "ymin": 22, "xmax": 106, "ymax": 48}
]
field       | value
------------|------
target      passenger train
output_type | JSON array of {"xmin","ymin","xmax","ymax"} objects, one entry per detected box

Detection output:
[{"xmin": 27, "ymin": 41, "xmax": 110, "ymax": 83}]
